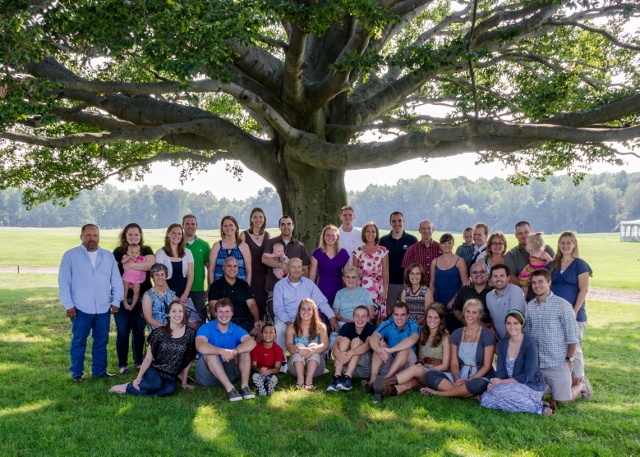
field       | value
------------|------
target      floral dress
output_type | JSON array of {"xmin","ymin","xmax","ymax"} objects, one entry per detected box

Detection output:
[{"xmin": 353, "ymin": 245, "xmax": 388, "ymax": 318}]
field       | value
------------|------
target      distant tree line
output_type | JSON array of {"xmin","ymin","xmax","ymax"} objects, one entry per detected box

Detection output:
[{"xmin": 1, "ymin": 171, "xmax": 639, "ymax": 233}]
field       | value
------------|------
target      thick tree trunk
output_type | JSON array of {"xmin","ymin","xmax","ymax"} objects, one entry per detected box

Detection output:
[{"xmin": 273, "ymin": 159, "xmax": 347, "ymax": 250}]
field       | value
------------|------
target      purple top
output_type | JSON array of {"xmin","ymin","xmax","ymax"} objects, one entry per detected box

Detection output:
[{"xmin": 312, "ymin": 248, "xmax": 350, "ymax": 304}]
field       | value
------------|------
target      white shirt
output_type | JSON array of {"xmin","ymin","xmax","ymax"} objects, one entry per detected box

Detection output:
[{"xmin": 339, "ymin": 226, "xmax": 363, "ymax": 266}]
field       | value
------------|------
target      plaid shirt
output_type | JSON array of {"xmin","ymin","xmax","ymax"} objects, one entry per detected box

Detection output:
[
  {"xmin": 401, "ymin": 239, "xmax": 442, "ymax": 286},
  {"xmin": 524, "ymin": 292, "xmax": 579, "ymax": 369}
]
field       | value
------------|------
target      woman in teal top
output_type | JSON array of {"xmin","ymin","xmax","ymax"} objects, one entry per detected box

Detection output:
[{"xmin": 286, "ymin": 298, "xmax": 329, "ymax": 390}]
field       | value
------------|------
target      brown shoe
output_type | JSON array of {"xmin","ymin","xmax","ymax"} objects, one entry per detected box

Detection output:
[
  {"xmin": 381, "ymin": 385, "xmax": 398, "ymax": 398},
  {"xmin": 361, "ymin": 380, "xmax": 374, "ymax": 394}
]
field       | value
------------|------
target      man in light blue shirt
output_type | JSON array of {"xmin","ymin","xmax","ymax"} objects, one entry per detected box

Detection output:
[
  {"xmin": 273, "ymin": 258, "xmax": 339, "ymax": 366},
  {"xmin": 58, "ymin": 224, "xmax": 124, "ymax": 382}
]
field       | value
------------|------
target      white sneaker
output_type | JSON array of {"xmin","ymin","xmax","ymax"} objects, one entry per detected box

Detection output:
[
  {"xmin": 279, "ymin": 362, "xmax": 288, "ymax": 374},
  {"xmin": 266, "ymin": 376, "xmax": 278, "ymax": 395},
  {"xmin": 252, "ymin": 373, "xmax": 267, "ymax": 396}
]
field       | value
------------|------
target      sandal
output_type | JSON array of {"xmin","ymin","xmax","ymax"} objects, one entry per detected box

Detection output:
[
  {"xmin": 542, "ymin": 401, "xmax": 556, "ymax": 416},
  {"xmin": 119, "ymin": 366, "xmax": 131, "ymax": 375},
  {"xmin": 304, "ymin": 384, "xmax": 315, "ymax": 391},
  {"xmin": 295, "ymin": 383, "xmax": 304, "ymax": 390}
]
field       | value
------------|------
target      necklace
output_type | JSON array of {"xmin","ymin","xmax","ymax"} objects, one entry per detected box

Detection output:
[
  {"xmin": 252, "ymin": 230, "xmax": 260, "ymax": 240},
  {"xmin": 464, "ymin": 326, "xmax": 480, "ymax": 340},
  {"xmin": 410, "ymin": 285, "xmax": 421, "ymax": 296}
]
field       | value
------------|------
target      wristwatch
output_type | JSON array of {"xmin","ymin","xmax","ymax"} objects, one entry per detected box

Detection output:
[{"xmin": 566, "ymin": 356, "xmax": 575, "ymax": 362}]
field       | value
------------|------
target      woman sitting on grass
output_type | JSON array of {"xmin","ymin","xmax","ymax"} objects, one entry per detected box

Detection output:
[
  {"xmin": 422, "ymin": 299, "xmax": 496, "ymax": 398},
  {"xmin": 286, "ymin": 298, "xmax": 329, "ymax": 391},
  {"xmin": 480, "ymin": 310, "xmax": 555, "ymax": 415},
  {"xmin": 110, "ymin": 300, "xmax": 196, "ymax": 396},
  {"xmin": 376, "ymin": 303, "xmax": 450, "ymax": 399}
]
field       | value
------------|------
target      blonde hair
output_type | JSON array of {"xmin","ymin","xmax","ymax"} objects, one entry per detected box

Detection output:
[
  {"xmin": 549, "ymin": 231, "xmax": 580, "ymax": 275},
  {"xmin": 319, "ymin": 225, "xmax": 340, "ymax": 255},
  {"xmin": 526, "ymin": 233, "xmax": 545, "ymax": 251}
]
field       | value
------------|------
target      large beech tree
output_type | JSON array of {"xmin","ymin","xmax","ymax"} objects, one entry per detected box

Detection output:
[{"xmin": 1, "ymin": 0, "xmax": 640, "ymax": 244}]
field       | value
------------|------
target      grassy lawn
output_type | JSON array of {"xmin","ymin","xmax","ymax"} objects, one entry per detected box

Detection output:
[
  {"xmin": 1, "ymin": 273, "xmax": 639, "ymax": 456},
  {"xmin": 1, "ymin": 227, "xmax": 638, "ymax": 290}
]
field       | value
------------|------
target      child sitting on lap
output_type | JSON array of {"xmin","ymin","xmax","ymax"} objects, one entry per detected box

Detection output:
[
  {"xmin": 519, "ymin": 233, "xmax": 553, "ymax": 297},
  {"xmin": 121, "ymin": 244, "xmax": 146, "ymax": 307},
  {"xmin": 263, "ymin": 242, "xmax": 289, "ymax": 279}
]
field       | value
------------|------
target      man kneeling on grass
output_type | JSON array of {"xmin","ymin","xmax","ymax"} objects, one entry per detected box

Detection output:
[
  {"xmin": 327, "ymin": 305, "xmax": 375, "ymax": 392},
  {"xmin": 362, "ymin": 302, "xmax": 420, "ymax": 401},
  {"xmin": 195, "ymin": 298, "xmax": 257, "ymax": 401}
]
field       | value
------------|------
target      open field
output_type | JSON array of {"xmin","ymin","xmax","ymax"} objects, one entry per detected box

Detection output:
[
  {"xmin": 0, "ymin": 272, "xmax": 639, "ymax": 456},
  {"xmin": 1, "ymin": 228, "xmax": 638, "ymax": 290}
]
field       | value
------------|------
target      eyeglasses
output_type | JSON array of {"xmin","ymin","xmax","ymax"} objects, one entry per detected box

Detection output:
[
  {"xmin": 490, "ymin": 242, "xmax": 504, "ymax": 246},
  {"xmin": 471, "ymin": 270, "xmax": 486, "ymax": 275},
  {"xmin": 344, "ymin": 275, "xmax": 358, "ymax": 280}
]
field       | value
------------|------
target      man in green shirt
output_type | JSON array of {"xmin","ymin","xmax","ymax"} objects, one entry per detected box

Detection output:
[{"xmin": 183, "ymin": 214, "xmax": 211, "ymax": 321}]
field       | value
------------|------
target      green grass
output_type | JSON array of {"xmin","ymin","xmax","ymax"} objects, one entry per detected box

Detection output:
[
  {"xmin": 1, "ymin": 228, "xmax": 639, "ymax": 290},
  {"xmin": 0, "ymin": 273, "xmax": 639, "ymax": 456}
]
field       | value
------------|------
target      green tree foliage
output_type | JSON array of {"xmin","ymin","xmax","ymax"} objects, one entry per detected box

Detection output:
[
  {"xmin": 1, "ymin": 0, "xmax": 640, "ymax": 245},
  {"xmin": 2, "ymin": 172, "xmax": 638, "ymax": 234}
]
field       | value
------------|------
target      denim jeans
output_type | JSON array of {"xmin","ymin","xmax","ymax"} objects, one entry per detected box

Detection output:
[
  {"xmin": 114, "ymin": 302, "xmax": 146, "ymax": 368},
  {"xmin": 70, "ymin": 309, "xmax": 110, "ymax": 378},
  {"xmin": 125, "ymin": 367, "xmax": 177, "ymax": 397}
]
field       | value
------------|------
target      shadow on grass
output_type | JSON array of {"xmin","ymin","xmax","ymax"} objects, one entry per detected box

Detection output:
[{"xmin": 1, "ymin": 289, "xmax": 639, "ymax": 456}]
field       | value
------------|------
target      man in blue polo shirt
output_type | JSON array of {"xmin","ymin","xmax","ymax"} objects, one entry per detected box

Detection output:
[
  {"xmin": 195, "ymin": 298, "xmax": 257, "ymax": 401},
  {"xmin": 362, "ymin": 302, "xmax": 420, "ymax": 401},
  {"xmin": 380, "ymin": 211, "xmax": 418, "ymax": 316}
]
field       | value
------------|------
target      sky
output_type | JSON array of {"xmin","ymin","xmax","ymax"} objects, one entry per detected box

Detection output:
[{"xmin": 108, "ymin": 152, "xmax": 640, "ymax": 200}]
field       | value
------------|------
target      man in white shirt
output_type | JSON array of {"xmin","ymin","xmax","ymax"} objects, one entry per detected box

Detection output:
[{"xmin": 338, "ymin": 206, "xmax": 363, "ymax": 266}]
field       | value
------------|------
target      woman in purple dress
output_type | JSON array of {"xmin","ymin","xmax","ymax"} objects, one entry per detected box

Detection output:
[{"xmin": 309, "ymin": 225, "xmax": 350, "ymax": 304}]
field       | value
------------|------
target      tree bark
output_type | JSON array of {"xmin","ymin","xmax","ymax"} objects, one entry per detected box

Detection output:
[{"xmin": 273, "ymin": 153, "xmax": 347, "ymax": 249}]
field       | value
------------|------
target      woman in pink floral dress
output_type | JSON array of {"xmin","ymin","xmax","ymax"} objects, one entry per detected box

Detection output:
[{"xmin": 352, "ymin": 222, "xmax": 389, "ymax": 323}]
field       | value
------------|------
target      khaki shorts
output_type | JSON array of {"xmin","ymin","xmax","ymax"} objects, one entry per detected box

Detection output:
[
  {"xmin": 380, "ymin": 350, "xmax": 417, "ymax": 377},
  {"xmin": 341, "ymin": 351, "xmax": 372, "ymax": 379},
  {"xmin": 288, "ymin": 352, "xmax": 326, "ymax": 378},
  {"xmin": 540, "ymin": 361, "xmax": 572, "ymax": 401}
]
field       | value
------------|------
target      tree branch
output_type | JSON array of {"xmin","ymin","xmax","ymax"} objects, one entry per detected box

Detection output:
[
  {"xmin": 548, "ymin": 20, "xmax": 640, "ymax": 52},
  {"xmin": 282, "ymin": 23, "xmax": 308, "ymax": 106},
  {"xmin": 287, "ymin": 119, "xmax": 640, "ymax": 170}
]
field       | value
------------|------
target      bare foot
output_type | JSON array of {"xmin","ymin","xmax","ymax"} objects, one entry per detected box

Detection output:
[
  {"xmin": 109, "ymin": 384, "xmax": 128, "ymax": 394},
  {"xmin": 420, "ymin": 387, "xmax": 438, "ymax": 396}
]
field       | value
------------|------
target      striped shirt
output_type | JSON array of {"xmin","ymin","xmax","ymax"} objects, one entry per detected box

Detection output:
[{"xmin": 524, "ymin": 292, "xmax": 579, "ymax": 369}]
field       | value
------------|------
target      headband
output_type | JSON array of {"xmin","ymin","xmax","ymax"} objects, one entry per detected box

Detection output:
[{"xmin": 505, "ymin": 309, "xmax": 526, "ymax": 325}]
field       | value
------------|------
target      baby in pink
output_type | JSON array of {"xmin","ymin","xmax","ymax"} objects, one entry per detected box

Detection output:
[
  {"xmin": 263, "ymin": 242, "xmax": 289, "ymax": 279},
  {"xmin": 122, "ymin": 244, "xmax": 146, "ymax": 307}
]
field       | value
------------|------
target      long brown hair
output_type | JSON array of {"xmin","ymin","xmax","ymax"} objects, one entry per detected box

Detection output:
[
  {"xmin": 248, "ymin": 208, "xmax": 267, "ymax": 235},
  {"xmin": 419, "ymin": 303, "xmax": 448, "ymax": 348},
  {"xmin": 164, "ymin": 300, "xmax": 188, "ymax": 337},
  {"xmin": 163, "ymin": 223, "xmax": 186, "ymax": 258},
  {"xmin": 293, "ymin": 298, "xmax": 323, "ymax": 342},
  {"xmin": 220, "ymin": 215, "xmax": 242, "ymax": 245},
  {"xmin": 549, "ymin": 231, "xmax": 580, "ymax": 275},
  {"xmin": 117, "ymin": 223, "xmax": 146, "ymax": 253}
]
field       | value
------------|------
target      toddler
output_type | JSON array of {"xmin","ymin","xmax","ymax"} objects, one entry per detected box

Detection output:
[
  {"xmin": 121, "ymin": 244, "xmax": 146, "ymax": 308},
  {"xmin": 250, "ymin": 324, "xmax": 285, "ymax": 396},
  {"xmin": 519, "ymin": 233, "xmax": 553, "ymax": 297},
  {"xmin": 455, "ymin": 226, "xmax": 475, "ymax": 268},
  {"xmin": 264, "ymin": 242, "xmax": 289, "ymax": 279}
]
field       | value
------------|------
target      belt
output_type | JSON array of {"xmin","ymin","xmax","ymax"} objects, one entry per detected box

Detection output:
[{"xmin": 424, "ymin": 357, "xmax": 443, "ymax": 365}]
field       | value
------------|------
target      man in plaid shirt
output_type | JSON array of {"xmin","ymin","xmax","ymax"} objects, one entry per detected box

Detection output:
[
  {"xmin": 401, "ymin": 219, "xmax": 442, "ymax": 287},
  {"xmin": 524, "ymin": 269, "xmax": 593, "ymax": 403}
]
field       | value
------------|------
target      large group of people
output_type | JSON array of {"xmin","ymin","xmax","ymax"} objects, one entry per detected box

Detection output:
[{"xmin": 58, "ymin": 209, "xmax": 593, "ymax": 415}]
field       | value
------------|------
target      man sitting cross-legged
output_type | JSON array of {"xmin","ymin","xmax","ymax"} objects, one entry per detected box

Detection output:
[
  {"xmin": 362, "ymin": 302, "xmax": 420, "ymax": 401},
  {"xmin": 326, "ymin": 305, "xmax": 376, "ymax": 392},
  {"xmin": 195, "ymin": 298, "xmax": 257, "ymax": 401}
]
